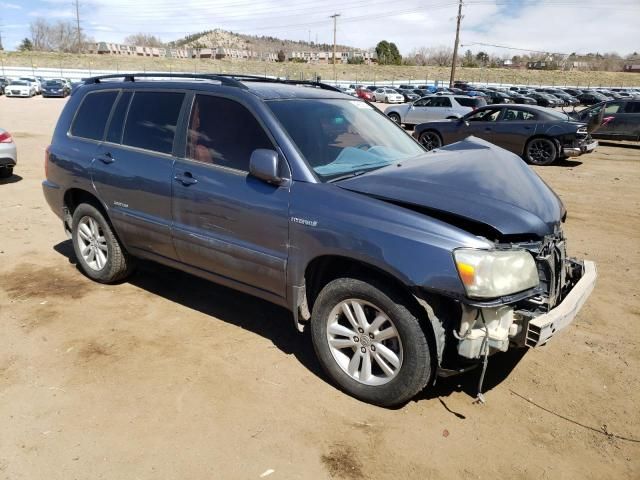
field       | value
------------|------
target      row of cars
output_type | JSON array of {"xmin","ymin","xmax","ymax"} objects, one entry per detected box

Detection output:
[{"xmin": 0, "ymin": 76, "xmax": 72, "ymax": 98}]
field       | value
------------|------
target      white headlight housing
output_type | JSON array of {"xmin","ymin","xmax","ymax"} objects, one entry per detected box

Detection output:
[{"xmin": 453, "ymin": 249, "xmax": 539, "ymax": 299}]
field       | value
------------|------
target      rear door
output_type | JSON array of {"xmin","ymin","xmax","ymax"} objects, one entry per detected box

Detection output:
[
  {"xmin": 171, "ymin": 94, "xmax": 290, "ymax": 298},
  {"xmin": 91, "ymin": 89, "xmax": 185, "ymax": 260},
  {"xmin": 490, "ymin": 107, "xmax": 538, "ymax": 154}
]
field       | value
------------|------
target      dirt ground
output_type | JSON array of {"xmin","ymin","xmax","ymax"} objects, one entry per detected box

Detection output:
[{"xmin": 1, "ymin": 96, "xmax": 639, "ymax": 480}]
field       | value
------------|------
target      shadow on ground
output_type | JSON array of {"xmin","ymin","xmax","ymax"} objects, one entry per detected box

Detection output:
[
  {"xmin": 598, "ymin": 140, "xmax": 640, "ymax": 150},
  {"xmin": 552, "ymin": 159, "xmax": 583, "ymax": 168},
  {"xmin": 54, "ymin": 239, "xmax": 525, "ymax": 406},
  {"xmin": 0, "ymin": 173, "xmax": 23, "ymax": 185}
]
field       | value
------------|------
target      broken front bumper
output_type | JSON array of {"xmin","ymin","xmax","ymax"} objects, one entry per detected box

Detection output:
[
  {"xmin": 525, "ymin": 260, "xmax": 597, "ymax": 347},
  {"xmin": 563, "ymin": 140, "xmax": 598, "ymax": 157}
]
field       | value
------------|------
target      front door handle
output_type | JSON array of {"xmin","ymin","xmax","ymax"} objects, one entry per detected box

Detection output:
[
  {"xmin": 95, "ymin": 153, "xmax": 115, "ymax": 164},
  {"xmin": 174, "ymin": 172, "xmax": 198, "ymax": 186}
]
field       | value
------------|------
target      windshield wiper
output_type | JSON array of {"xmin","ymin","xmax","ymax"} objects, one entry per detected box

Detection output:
[{"xmin": 327, "ymin": 169, "xmax": 371, "ymax": 183}]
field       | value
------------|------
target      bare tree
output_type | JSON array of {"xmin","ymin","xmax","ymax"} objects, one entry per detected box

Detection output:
[
  {"xmin": 29, "ymin": 18, "xmax": 90, "ymax": 52},
  {"xmin": 123, "ymin": 33, "xmax": 164, "ymax": 47}
]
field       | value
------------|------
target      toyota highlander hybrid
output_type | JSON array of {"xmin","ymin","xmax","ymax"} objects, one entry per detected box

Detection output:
[{"xmin": 42, "ymin": 73, "xmax": 597, "ymax": 406}]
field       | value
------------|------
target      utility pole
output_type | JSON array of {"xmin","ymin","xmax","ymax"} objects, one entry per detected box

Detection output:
[
  {"xmin": 330, "ymin": 13, "xmax": 340, "ymax": 83},
  {"xmin": 449, "ymin": 0, "xmax": 463, "ymax": 88},
  {"xmin": 73, "ymin": 0, "xmax": 81, "ymax": 53}
]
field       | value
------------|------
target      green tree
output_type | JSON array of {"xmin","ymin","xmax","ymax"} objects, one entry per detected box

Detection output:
[
  {"xmin": 277, "ymin": 49, "xmax": 286, "ymax": 62},
  {"xmin": 375, "ymin": 40, "xmax": 391, "ymax": 64},
  {"xmin": 389, "ymin": 42, "xmax": 402, "ymax": 65},
  {"xmin": 18, "ymin": 38, "xmax": 33, "ymax": 51},
  {"xmin": 462, "ymin": 49, "xmax": 477, "ymax": 67},
  {"xmin": 476, "ymin": 51, "xmax": 489, "ymax": 66}
]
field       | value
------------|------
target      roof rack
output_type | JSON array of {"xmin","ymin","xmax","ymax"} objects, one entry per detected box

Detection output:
[
  {"xmin": 82, "ymin": 72, "xmax": 342, "ymax": 93},
  {"xmin": 217, "ymin": 74, "xmax": 343, "ymax": 92},
  {"xmin": 83, "ymin": 73, "xmax": 248, "ymax": 89}
]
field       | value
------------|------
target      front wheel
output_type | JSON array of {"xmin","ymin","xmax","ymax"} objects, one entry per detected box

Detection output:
[
  {"xmin": 310, "ymin": 277, "xmax": 431, "ymax": 407},
  {"xmin": 418, "ymin": 130, "xmax": 443, "ymax": 151},
  {"xmin": 0, "ymin": 167, "xmax": 13, "ymax": 179},
  {"xmin": 387, "ymin": 112, "xmax": 401, "ymax": 124},
  {"xmin": 525, "ymin": 137, "xmax": 557, "ymax": 165},
  {"xmin": 71, "ymin": 203, "xmax": 134, "ymax": 283}
]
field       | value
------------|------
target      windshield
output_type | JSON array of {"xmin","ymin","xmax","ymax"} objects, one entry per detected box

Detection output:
[
  {"xmin": 45, "ymin": 81, "xmax": 63, "ymax": 86},
  {"xmin": 11, "ymin": 81, "xmax": 28, "ymax": 86},
  {"xmin": 268, "ymin": 99, "xmax": 425, "ymax": 181}
]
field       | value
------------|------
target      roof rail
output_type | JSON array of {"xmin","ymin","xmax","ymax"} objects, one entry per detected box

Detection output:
[
  {"xmin": 82, "ymin": 72, "xmax": 248, "ymax": 89},
  {"xmin": 219, "ymin": 74, "xmax": 342, "ymax": 92},
  {"xmin": 82, "ymin": 72, "xmax": 343, "ymax": 93}
]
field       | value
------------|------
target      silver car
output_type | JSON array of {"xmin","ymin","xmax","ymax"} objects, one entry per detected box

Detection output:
[
  {"xmin": 372, "ymin": 88, "xmax": 404, "ymax": 103},
  {"xmin": 385, "ymin": 95, "xmax": 485, "ymax": 126},
  {"xmin": 0, "ymin": 128, "xmax": 17, "ymax": 178}
]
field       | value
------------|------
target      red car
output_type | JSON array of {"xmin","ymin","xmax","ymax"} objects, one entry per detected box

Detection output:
[{"xmin": 356, "ymin": 88, "xmax": 373, "ymax": 100}]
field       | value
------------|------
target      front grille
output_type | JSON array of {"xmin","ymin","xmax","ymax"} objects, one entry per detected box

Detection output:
[{"xmin": 11, "ymin": 90, "xmax": 20, "ymax": 94}]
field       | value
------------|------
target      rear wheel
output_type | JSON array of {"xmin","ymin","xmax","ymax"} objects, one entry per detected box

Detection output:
[
  {"xmin": 525, "ymin": 137, "xmax": 558, "ymax": 165},
  {"xmin": 418, "ymin": 130, "xmax": 443, "ymax": 151},
  {"xmin": 310, "ymin": 277, "xmax": 431, "ymax": 407},
  {"xmin": 387, "ymin": 112, "xmax": 401, "ymax": 124},
  {"xmin": 71, "ymin": 203, "xmax": 134, "ymax": 283}
]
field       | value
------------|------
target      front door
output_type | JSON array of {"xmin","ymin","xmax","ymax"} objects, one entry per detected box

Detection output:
[
  {"xmin": 459, "ymin": 107, "xmax": 502, "ymax": 142},
  {"xmin": 171, "ymin": 94, "xmax": 290, "ymax": 298}
]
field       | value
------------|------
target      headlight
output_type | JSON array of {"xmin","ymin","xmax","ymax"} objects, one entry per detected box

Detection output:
[{"xmin": 453, "ymin": 249, "xmax": 539, "ymax": 299}]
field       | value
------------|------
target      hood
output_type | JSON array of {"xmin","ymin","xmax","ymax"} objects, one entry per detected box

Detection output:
[{"xmin": 338, "ymin": 137, "xmax": 565, "ymax": 240}]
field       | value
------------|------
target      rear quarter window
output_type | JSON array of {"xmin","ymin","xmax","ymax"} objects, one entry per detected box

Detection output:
[
  {"xmin": 70, "ymin": 90, "xmax": 119, "ymax": 141},
  {"xmin": 456, "ymin": 97, "xmax": 485, "ymax": 108},
  {"xmin": 122, "ymin": 91, "xmax": 185, "ymax": 154}
]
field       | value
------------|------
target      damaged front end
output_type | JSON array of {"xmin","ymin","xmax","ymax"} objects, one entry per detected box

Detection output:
[{"xmin": 453, "ymin": 232, "xmax": 597, "ymax": 361}]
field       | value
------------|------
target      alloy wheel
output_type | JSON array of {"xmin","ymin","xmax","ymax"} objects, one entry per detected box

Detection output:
[
  {"xmin": 419, "ymin": 131, "xmax": 442, "ymax": 151},
  {"xmin": 77, "ymin": 216, "xmax": 109, "ymax": 270},
  {"xmin": 326, "ymin": 299, "xmax": 403, "ymax": 386}
]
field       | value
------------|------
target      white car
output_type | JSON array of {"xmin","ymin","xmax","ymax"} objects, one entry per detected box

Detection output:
[
  {"xmin": 372, "ymin": 88, "xmax": 404, "ymax": 103},
  {"xmin": 19, "ymin": 76, "xmax": 41, "ymax": 94},
  {"xmin": 0, "ymin": 128, "xmax": 17, "ymax": 179},
  {"xmin": 385, "ymin": 95, "xmax": 484, "ymax": 126},
  {"xmin": 5, "ymin": 81, "xmax": 37, "ymax": 98}
]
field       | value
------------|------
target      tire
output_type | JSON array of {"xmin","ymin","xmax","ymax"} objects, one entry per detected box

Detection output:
[
  {"xmin": 0, "ymin": 167, "xmax": 13, "ymax": 179},
  {"xmin": 310, "ymin": 277, "xmax": 431, "ymax": 407},
  {"xmin": 71, "ymin": 203, "xmax": 134, "ymax": 283},
  {"xmin": 387, "ymin": 112, "xmax": 401, "ymax": 124},
  {"xmin": 524, "ymin": 137, "xmax": 558, "ymax": 166},
  {"xmin": 418, "ymin": 130, "xmax": 443, "ymax": 151}
]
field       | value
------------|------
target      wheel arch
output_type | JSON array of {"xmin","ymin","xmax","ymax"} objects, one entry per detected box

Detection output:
[
  {"xmin": 63, "ymin": 187, "xmax": 110, "ymax": 235},
  {"xmin": 299, "ymin": 254, "xmax": 448, "ymax": 369},
  {"xmin": 522, "ymin": 134, "xmax": 561, "ymax": 158}
]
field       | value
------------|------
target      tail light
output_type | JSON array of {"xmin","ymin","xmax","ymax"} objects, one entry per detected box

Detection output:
[
  {"xmin": 0, "ymin": 131, "xmax": 13, "ymax": 143},
  {"xmin": 45, "ymin": 145, "xmax": 51, "ymax": 177}
]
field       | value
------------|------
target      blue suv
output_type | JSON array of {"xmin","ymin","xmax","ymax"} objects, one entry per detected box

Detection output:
[{"xmin": 43, "ymin": 73, "xmax": 597, "ymax": 406}]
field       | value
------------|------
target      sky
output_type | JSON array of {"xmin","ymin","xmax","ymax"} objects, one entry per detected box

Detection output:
[{"xmin": 1, "ymin": 0, "xmax": 639, "ymax": 56}]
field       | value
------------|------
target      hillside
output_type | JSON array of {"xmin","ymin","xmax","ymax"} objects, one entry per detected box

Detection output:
[{"xmin": 168, "ymin": 28, "xmax": 355, "ymax": 53}]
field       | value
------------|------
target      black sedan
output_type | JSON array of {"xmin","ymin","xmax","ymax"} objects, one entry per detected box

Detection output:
[
  {"xmin": 42, "ymin": 80, "xmax": 71, "ymax": 98},
  {"xmin": 577, "ymin": 92, "xmax": 608, "ymax": 105},
  {"xmin": 412, "ymin": 104, "xmax": 598, "ymax": 165},
  {"xmin": 394, "ymin": 88, "xmax": 420, "ymax": 102},
  {"xmin": 508, "ymin": 92, "xmax": 537, "ymax": 105}
]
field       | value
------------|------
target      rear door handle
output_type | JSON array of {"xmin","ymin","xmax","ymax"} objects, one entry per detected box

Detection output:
[
  {"xmin": 95, "ymin": 153, "xmax": 115, "ymax": 164},
  {"xmin": 174, "ymin": 172, "xmax": 198, "ymax": 186}
]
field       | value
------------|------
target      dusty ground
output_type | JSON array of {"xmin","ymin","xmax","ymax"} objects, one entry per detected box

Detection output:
[{"xmin": 0, "ymin": 96, "xmax": 639, "ymax": 480}]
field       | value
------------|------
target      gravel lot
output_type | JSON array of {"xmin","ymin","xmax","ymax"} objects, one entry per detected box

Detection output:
[{"xmin": 1, "ymin": 96, "xmax": 639, "ymax": 480}]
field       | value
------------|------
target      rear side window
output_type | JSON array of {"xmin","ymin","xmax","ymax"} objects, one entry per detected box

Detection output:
[
  {"xmin": 123, "ymin": 91, "xmax": 185, "ymax": 154},
  {"xmin": 456, "ymin": 97, "xmax": 485, "ymax": 108},
  {"xmin": 186, "ymin": 95, "xmax": 273, "ymax": 171},
  {"xmin": 625, "ymin": 101, "xmax": 640, "ymax": 113},
  {"xmin": 431, "ymin": 97, "xmax": 452, "ymax": 107},
  {"xmin": 71, "ymin": 91, "xmax": 118, "ymax": 141},
  {"xmin": 106, "ymin": 91, "xmax": 133, "ymax": 144}
]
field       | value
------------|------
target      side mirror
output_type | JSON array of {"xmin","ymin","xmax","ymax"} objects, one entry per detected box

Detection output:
[
  {"xmin": 249, "ymin": 149, "xmax": 284, "ymax": 185},
  {"xmin": 459, "ymin": 118, "xmax": 469, "ymax": 126}
]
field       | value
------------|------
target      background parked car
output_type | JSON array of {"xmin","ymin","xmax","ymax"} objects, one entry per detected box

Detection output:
[
  {"xmin": 526, "ymin": 92, "xmax": 561, "ymax": 107},
  {"xmin": 18, "ymin": 77, "xmax": 41, "ymax": 94},
  {"xmin": 42, "ymin": 79, "xmax": 72, "ymax": 98},
  {"xmin": 508, "ymin": 92, "xmax": 537, "ymax": 105},
  {"xmin": 372, "ymin": 88, "xmax": 404, "ymax": 103},
  {"xmin": 562, "ymin": 88, "xmax": 583, "ymax": 97},
  {"xmin": 385, "ymin": 95, "xmax": 477, "ymax": 126},
  {"xmin": 481, "ymin": 90, "xmax": 514, "ymax": 104},
  {"xmin": 413, "ymin": 104, "xmax": 598, "ymax": 165},
  {"xmin": 0, "ymin": 77, "xmax": 10, "ymax": 95},
  {"xmin": 356, "ymin": 88, "xmax": 374, "ymax": 101},
  {"xmin": 4, "ymin": 80, "xmax": 37, "ymax": 98},
  {"xmin": 570, "ymin": 99, "xmax": 640, "ymax": 141},
  {"xmin": 577, "ymin": 92, "xmax": 609, "ymax": 105},
  {"xmin": 0, "ymin": 128, "xmax": 17, "ymax": 178},
  {"xmin": 394, "ymin": 88, "xmax": 420, "ymax": 102}
]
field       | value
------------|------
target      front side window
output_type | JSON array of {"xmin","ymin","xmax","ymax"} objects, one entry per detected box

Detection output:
[
  {"xmin": 431, "ymin": 97, "xmax": 452, "ymax": 107},
  {"xmin": 71, "ymin": 90, "xmax": 118, "ymax": 141},
  {"xmin": 122, "ymin": 91, "xmax": 184, "ymax": 154},
  {"xmin": 186, "ymin": 95, "xmax": 273, "ymax": 171},
  {"xmin": 604, "ymin": 102, "xmax": 625, "ymax": 114},
  {"xmin": 268, "ymin": 99, "xmax": 424, "ymax": 181},
  {"xmin": 467, "ymin": 108, "xmax": 501, "ymax": 122}
]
